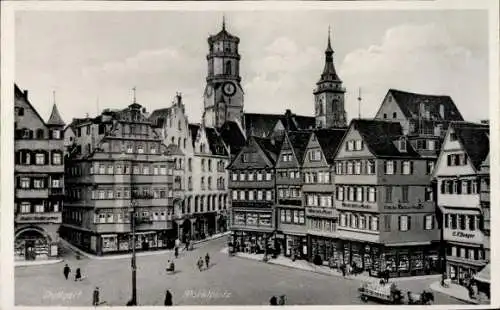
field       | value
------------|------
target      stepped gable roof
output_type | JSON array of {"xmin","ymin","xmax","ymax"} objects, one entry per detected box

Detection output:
[
  {"xmin": 205, "ymin": 127, "xmax": 229, "ymax": 156},
  {"xmin": 46, "ymin": 104, "xmax": 66, "ymax": 126},
  {"xmin": 149, "ymin": 107, "xmax": 172, "ymax": 120},
  {"xmin": 253, "ymin": 136, "xmax": 282, "ymax": 165},
  {"xmin": 219, "ymin": 121, "xmax": 246, "ymax": 155},
  {"xmin": 388, "ymin": 89, "xmax": 464, "ymax": 121},
  {"xmin": 313, "ymin": 128, "xmax": 347, "ymax": 164},
  {"xmin": 451, "ymin": 122, "xmax": 489, "ymax": 171},
  {"xmin": 352, "ymin": 119, "xmax": 420, "ymax": 158},
  {"xmin": 286, "ymin": 131, "xmax": 313, "ymax": 164},
  {"xmin": 188, "ymin": 123, "xmax": 200, "ymax": 147}
]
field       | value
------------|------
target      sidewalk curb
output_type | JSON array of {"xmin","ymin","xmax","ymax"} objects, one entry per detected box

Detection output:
[
  {"xmin": 15, "ymin": 258, "xmax": 64, "ymax": 267},
  {"xmin": 60, "ymin": 231, "xmax": 230, "ymax": 261},
  {"xmin": 429, "ymin": 281, "xmax": 478, "ymax": 305}
]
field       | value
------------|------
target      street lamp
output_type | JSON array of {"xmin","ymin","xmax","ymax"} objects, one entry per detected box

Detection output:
[{"xmin": 128, "ymin": 201, "xmax": 137, "ymax": 306}]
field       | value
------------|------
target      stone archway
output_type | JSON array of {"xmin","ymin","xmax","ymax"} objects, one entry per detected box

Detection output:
[
  {"xmin": 181, "ymin": 219, "xmax": 191, "ymax": 243},
  {"xmin": 15, "ymin": 226, "xmax": 52, "ymax": 261}
]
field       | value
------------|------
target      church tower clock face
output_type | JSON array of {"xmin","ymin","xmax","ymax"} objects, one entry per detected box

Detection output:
[{"xmin": 222, "ymin": 82, "xmax": 236, "ymax": 97}]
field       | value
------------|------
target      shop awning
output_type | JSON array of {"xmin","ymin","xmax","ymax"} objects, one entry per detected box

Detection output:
[
  {"xmin": 438, "ymin": 205, "xmax": 481, "ymax": 215},
  {"xmin": 474, "ymin": 263, "xmax": 490, "ymax": 284}
]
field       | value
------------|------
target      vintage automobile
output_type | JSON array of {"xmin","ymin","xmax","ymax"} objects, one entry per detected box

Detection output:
[{"xmin": 358, "ymin": 281, "xmax": 404, "ymax": 304}]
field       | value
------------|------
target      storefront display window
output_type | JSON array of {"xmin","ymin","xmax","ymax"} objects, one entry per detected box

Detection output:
[
  {"xmin": 411, "ymin": 252, "xmax": 423, "ymax": 270},
  {"xmin": 386, "ymin": 255, "xmax": 396, "ymax": 271},
  {"xmin": 102, "ymin": 235, "xmax": 118, "ymax": 252},
  {"xmin": 258, "ymin": 214, "xmax": 271, "ymax": 226},
  {"xmin": 246, "ymin": 213, "xmax": 258, "ymax": 226},
  {"xmin": 398, "ymin": 254, "xmax": 409, "ymax": 271},
  {"xmin": 234, "ymin": 213, "xmax": 245, "ymax": 225}
]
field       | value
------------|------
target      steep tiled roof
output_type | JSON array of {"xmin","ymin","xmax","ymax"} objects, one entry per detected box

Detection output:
[
  {"xmin": 47, "ymin": 104, "xmax": 65, "ymax": 126},
  {"xmin": 253, "ymin": 136, "xmax": 283, "ymax": 165},
  {"xmin": 388, "ymin": 89, "xmax": 464, "ymax": 121},
  {"xmin": 452, "ymin": 123, "xmax": 489, "ymax": 171},
  {"xmin": 205, "ymin": 127, "xmax": 229, "ymax": 156},
  {"xmin": 243, "ymin": 111, "xmax": 315, "ymax": 138},
  {"xmin": 314, "ymin": 128, "xmax": 347, "ymax": 164},
  {"xmin": 188, "ymin": 124, "xmax": 200, "ymax": 147},
  {"xmin": 15, "ymin": 84, "xmax": 47, "ymax": 127},
  {"xmin": 219, "ymin": 121, "xmax": 246, "ymax": 156},
  {"xmin": 287, "ymin": 131, "xmax": 313, "ymax": 164},
  {"xmin": 352, "ymin": 119, "xmax": 420, "ymax": 158}
]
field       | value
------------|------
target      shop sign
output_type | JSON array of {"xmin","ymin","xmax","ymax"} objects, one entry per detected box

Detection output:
[
  {"xmin": 275, "ymin": 233, "xmax": 285, "ymax": 239},
  {"xmin": 16, "ymin": 213, "xmax": 62, "ymax": 223},
  {"xmin": 444, "ymin": 229, "xmax": 483, "ymax": 244},
  {"xmin": 384, "ymin": 203, "xmax": 424, "ymax": 210},
  {"xmin": 340, "ymin": 202, "xmax": 374, "ymax": 210},
  {"xmin": 306, "ymin": 207, "xmax": 335, "ymax": 217}
]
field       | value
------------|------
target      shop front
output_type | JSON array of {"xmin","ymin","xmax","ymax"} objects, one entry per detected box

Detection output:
[
  {"xmin": 95, "ymin": 230, "xmax": 173, "ymax": 255},
  {"xmin": 381, "ymin": 244, "xmax": 440, "ymax": 278},
  {"xmin": 309, "ymin": 235, "xmax": 338, "ymax": 265},
  {"xmin": 14, "ymin": 226, "xmax": 58, "ymax": 261},
  {"xmin": 337, "ymin": 239, "xmax": 381, "ymax": 276},
  {"xmin": 283, "ymin": 234, "xmax": 307, "ymax": 259},
  {"xmin": 231, "ymin": 230, "xmax": 275, "ymax": 254}
]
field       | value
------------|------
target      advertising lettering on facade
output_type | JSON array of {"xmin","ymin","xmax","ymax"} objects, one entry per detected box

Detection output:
[
  {"xmin": 444, "ymin": 229, "xmax": 483, "ymax": 244},
  {"xmin": 16, "ymin": 214, "xmax": 62, "ymax": 223},
  {"xmin": 306, "ymin": 207, "xmax": 335, "ymax": 217},
  {"xmin": 383, "ymin": 203, "xmax": 424, "ymax": 210},
  {"xmin": 339, "ymin": 202, "xmax": 375, "ymax": 211}
]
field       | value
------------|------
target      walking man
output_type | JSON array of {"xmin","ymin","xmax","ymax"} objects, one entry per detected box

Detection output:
[
  {"xmin": 92, "ymin": 287, "xmax": 100, "ymax": 306},
  {"xmin": 205, "ymin": 253, "xmax": 210, "ymax": 269},
  {"xmin": 63, "ymin": 264, "xmax": 71, "ymax": 280}
]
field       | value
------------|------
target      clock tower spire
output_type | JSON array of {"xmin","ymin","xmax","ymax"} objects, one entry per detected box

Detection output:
[
  {"xmin": 203, "ymin": 16, "xmax": 244, "ymax": 128},
  {"xmin": 313, "ymin": 26, "xmax": 347, "ymax": 128}
]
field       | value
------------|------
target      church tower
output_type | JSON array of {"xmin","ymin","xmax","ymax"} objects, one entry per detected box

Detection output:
[
  {"xmin": 313, "ymin": 27, "xmax": 346, "ymax": 128},
  {"xmin": 203, "ymin": 17, "xmax": 244, "ymax": 128}
]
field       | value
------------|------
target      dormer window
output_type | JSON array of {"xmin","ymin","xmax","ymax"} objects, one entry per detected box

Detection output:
[{"xmin": 399, "ymin": 137, "xmax": 407, "ymax": 152}]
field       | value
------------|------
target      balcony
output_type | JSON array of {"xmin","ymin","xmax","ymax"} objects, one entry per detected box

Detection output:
[
  {"xmin": 15, "ymin": 212, "xmax": 62, "ymax": 224},
  {"xmin": 15, "ymin": 188, "xmax": 49, "ymax": 199}
]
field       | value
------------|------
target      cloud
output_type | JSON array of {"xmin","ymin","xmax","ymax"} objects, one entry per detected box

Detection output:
[
  {"xmin": 243, "ymin": 37, "xmax": 323, "ymax": 115},
  {"xmin": 339, "ymin": 23, "xmax": 488, "ymax": 122}
]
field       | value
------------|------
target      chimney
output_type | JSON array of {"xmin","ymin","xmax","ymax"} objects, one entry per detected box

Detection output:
[
  {"xmin": 23, "ymin": 90, "xmax": 28, "ymax": 99},
  {"xmin": 439, "ymin": 104, "xmax": 445, "ymax": 119},
  {"xmin": 285, "ymin": 109, "xmax": 292, "ymax": 117}
]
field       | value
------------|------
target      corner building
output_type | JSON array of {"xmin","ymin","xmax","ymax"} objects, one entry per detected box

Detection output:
[
  {"xmin": 14, "ymin": 84, "xmax": 65, "ymax": 261},
  {"xmin": 433, "ymin": 122, "xmax": 490, "ymax": 284},
  {"xmin": 334, "ymin": 119, "xmax": 440, "ymax": 277},
  {"xmin": 62, "ymin": 101, "xmax": 175, "ymax": 255}
]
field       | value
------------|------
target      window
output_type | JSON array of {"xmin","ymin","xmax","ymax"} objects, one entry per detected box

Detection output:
[
  {"xmin": 468, "ymin": 215, "xmax": 476, "ymax": 231},
  {"xmin": 248, "ymin": 173, "xmax": 254, "ymax": 181},
  {"xmin": 35, "ymin": 153, "xmax": 45, "ymax": 165},
  {"xmin": 354, "ymin": 161, "xmax": 361, "ymax": 175},
  {"xmin": 257, "ymin": 172, "xmax": 263, "ymax": 181},
  {"xmin": 347, "ymin": 161, "xmax": 353, "ymax": 174},
  {"xmin": 367, "ymin": 160, "xmax": 375, "ymax": 174},
  {"xmin": 399, "ymin": 215, "xmax": 410, "ymax": 231},
  {"xmin": 248, "ymin": 191, "xmax": 254, "ymax": 200},
  {"xmin": 239, "ymin": 173, "xmax": 245, "ymax": 181},
  {"xmin": 239, "ymin": 190, "xmax": 245, "ymax": 201},
  {"xmin": 402, "ymin": 186, "xmax": 409, "ymax": 202},
  {"xmin": 393, "ymin": 112, "xmax": 397, "ymax": 119},
  {"xmin": 107, "ymin": 165, "xmax": 114, "ymax": 174},
  {"xmin": 127, "ymin": 145, "xmax": 133, "ymax": 153},
  {"xmin": 337, "ymin": 187, "xmax": 344, "ymax": 201},
  {"xmin": 309, "ymin": 150, "xmax": 322, "ymax": 161},
  {"xmin": 402, "ymin": 161, "xmax": 412, "ymax": 175},
  {"xmin": 356, "ymin": 187, "xmax": 363, "ymax": 202},
  {"xmin": 208, "ymin": 159, "xmax": 212, "ymax": 172},
  {"xmin": 426, "ymin": 161, "xmax": 434, "ymax": 175},
  {"xmin": 265, "ymin": 172, "xmax": 272, "ymax": 181},
  {"xmin": 232, "ymin": 190, "xmax": 238, "ymax": 200},
  {"xmin": 368, "ymin": 187, "xmax": 376, "ymax": 203},
  {"xmin": 355, "ymin": 140, "xmax": 363, "ymax": 151},
  {"xmin": 385, "ymin": 186, "xmax": 392, "ymax": 203},
  {"xmin": 33, "ymin": 179, "xmax": 44, "ymax": 188},
  {"xmin": 20, "ymin": 177, "xmax": 30, "ymax": 189},
  {"xmin": 399, "ymin": 138, "xmax": 407, "ymax": 152},
  {"xmin": 336, "ymin": 162, "xmax": 343, "ymax": 175},
  {"xmin": 160, "ymin": 166, "xmax": 167, "ymax": 175},
  {"xmin": 371, "ymin": 216, "xmax": 379, "ymax": 231},
  {"xmin": 266, "ymin": 191, "xmax": 272, "ymax": 201},
  {"xmin": 384, "ymin": 215, "xmax": 391, "ymax": 232},
  {"xmin": 340, "ymin": 213, "xmax": 346, "ymax": 226},
  {"xmin": 257, "ymin": 191, "xmax": 263, "ymax": 200},
  {"xmin": 425, "ymin": 187, "xmax": 433, "ymax": 201},
  {"xmin": 384, "ymin": 161, "xmax": 395, "ymax": 175},
  {"xmin": 35, "ymin": 204, "xmax": 44, "ymax": 213},
  {"xmin": 52, "ymin": 130, "xmax": 61, "ymax": 139},
  {"xmin": 424, "ymin": 215, "xmax": 434, "ymax": 230},
  {"xmin": 20, "ymin": 202, "xmax": 30, "ymax": 213},
  {"xmin": 298, "ymin": 211, "xmax": 305, "ymax": 224}
]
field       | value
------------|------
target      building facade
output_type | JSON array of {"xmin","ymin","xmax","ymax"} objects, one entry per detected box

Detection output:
[
  {"xmin": 14, "ymin": 84, "xmax": 66, "ymax": 261},
  {"xmin": 433, "ymin": 122, "xmax": 489, "ymax": 284},
  {"xmin": 274, "ymin": 131, "xmax": 311, "ymax": 259},
  {"xmin": 334, "ymin": 120, "xmax": 440, "ymax": 277},
  {"xmin": 228, "ymin": 136, "xmax": 280, "ymax": 253},
  {"xmin": 302, "ymin": 129, "xmax": 346, "ymax": 264},
  {"xmin": 149, "ymin": 93, "xmax": 230, "ymax": 243},
  {"xmin": 61, "ymin": 101, "xmax": 175, "ymax": 255}
]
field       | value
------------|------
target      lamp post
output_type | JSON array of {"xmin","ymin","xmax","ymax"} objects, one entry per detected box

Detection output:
[{"xmin": 128, "ymin": 201, "xmax": 137, "ymax": 306}]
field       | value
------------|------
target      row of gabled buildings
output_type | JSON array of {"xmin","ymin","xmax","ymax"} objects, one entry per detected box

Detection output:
[
  {"xmin": 227, "ymin": 88, "xmax": 490, "ymax": 281},
  {"xmin": 13, "ymin": 19, "xmax": 490, "ymax": 287}
]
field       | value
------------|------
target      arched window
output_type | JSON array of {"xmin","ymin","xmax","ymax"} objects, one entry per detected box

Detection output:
[
  {"xmin": 225, "ymin": 61, "xmax": 232, "ymax": 75},
  {"xmin": 183, "ymin": 138, "xmax": 187, "ymax": 149},
  {"xmin": 177, "ymin": 137, "xmax": 182, "ymax": 148},
  {"xmin": 178, "ymin": 120, "xmax": 182, "ymax": 130},
  {"xmin": 171, "ymin": 137, "xmax": 175, "ymax": 145},
  {"xmin": 208, "ymin": 176, "xmax": 212, "ymax": 189}
]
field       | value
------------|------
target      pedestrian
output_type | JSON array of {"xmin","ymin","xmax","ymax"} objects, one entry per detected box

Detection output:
[
  {"xmin": 205, "ymin": 253, "xmax": 210, "ymax": 269},
  {"xmin": 63, "ymin": 264, "xmax": 71, "ymax": 280},
  {"xmin": 164, "ymin": 289, "xmax": 173, "ymax": 306},
  {"xmin": 197, "ymin": 257, "xmax": 204, "ymax": 271},
  {"xmin": 269, "ymin": 295, "xmax": 277, "ymax": 305},
  {"xmin": 75, "ymin": 268, "xmax": 82, "ymax": 281},
  {"xmin": 278, "ymin": 295, "xmax": 286, "ymax": 305},
  {"xmin": 340, "ymin": 264, "xmax": 346, "ymax": 277},
  {"xmin": 92, "ymin": 287, "xmax": 100, "ymax": 306},
  {"xmin": 174, "ymin": 247, "xmax": 179, "ymax": 259}
]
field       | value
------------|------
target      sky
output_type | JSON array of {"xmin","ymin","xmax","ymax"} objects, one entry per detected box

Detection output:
[{"xmin": 15, "ymin": 9, "xmax": 489, "ymax": 125}]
